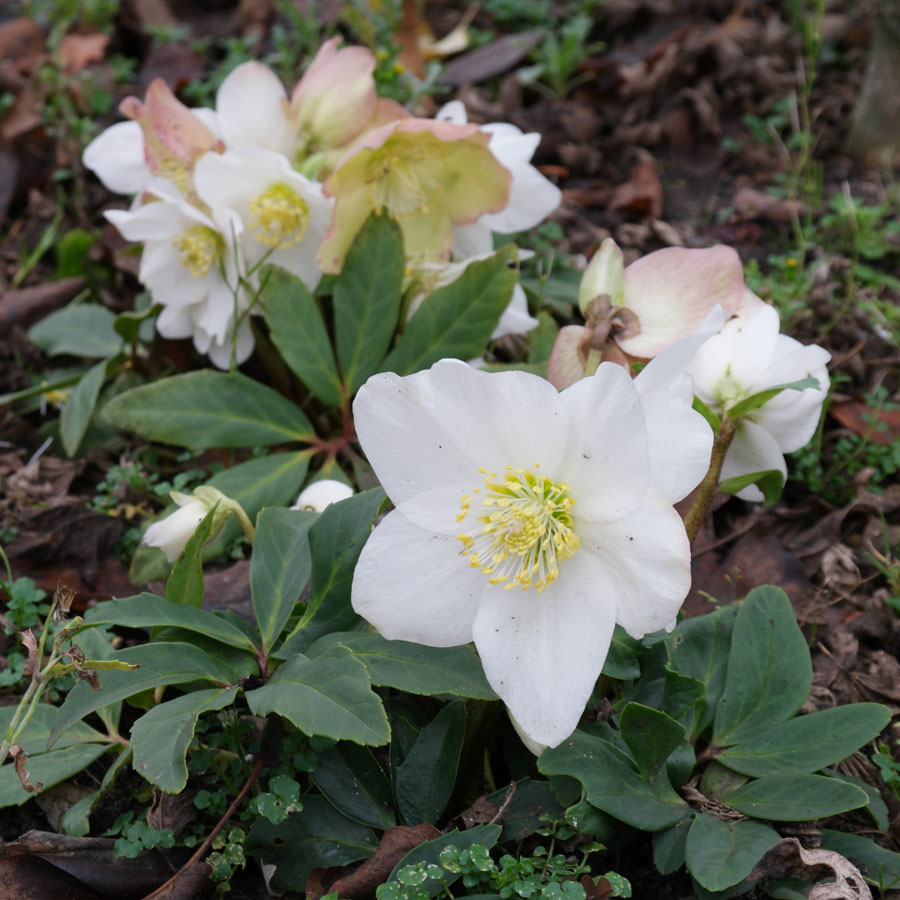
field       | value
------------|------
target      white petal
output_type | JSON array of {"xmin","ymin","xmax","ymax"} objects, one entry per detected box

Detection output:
[
  {"xmin": 143, "ymin": 500, "xmax": 208, "ymax": 562},
  {"xmin": 83, "ymin": 121, "xmax": 148, "ymax": 194},
  {"xmin": 491, "ymin": 284, "xmax": 538, "ymax": 339},
  {"xmin": 351, "ymin": 509, "xmax": 486, "ymax": 646},
  {"xmin": 471, "ymin": 551, "xmax": 617, "ymax": 748},
  {"xmin": 156, "ymin": 302, "xmax": 196, "ymax": 339},
  {"xmin": 452, "ymin": 221, "xmax": 494, "ymax": 258},
  {"xmin": 558, "ymin": 362, "xmax": 651, "ymax": 521},
  {"xmin": 436, "ymin": 101, "xmax": 467, "ymax": 124},
  {"xmin": 639, "ymin": 388, "xmax": 713, "ymax": 503},
  {"xmin": 721, "ymin": 419, "xmax": 787, "ymax": 502},
  {"xmin": 291, "ymin": 480, "xmax": 354, "ymax": 512},
  {"xmin": 353, "ymin": 361, "xmax": 567, "ymax": 534},
  {"xmin": 576, "ymin": 491, "xmax": 692, "ymax": 639},
  {"xmin": 216, "ymin": 62, "xmax": 294, "ymax": 154}
]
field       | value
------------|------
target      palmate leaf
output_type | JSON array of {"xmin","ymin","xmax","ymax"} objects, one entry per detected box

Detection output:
[
  {"xmin": 332, "ymin": 214, "xmax": 405, "ymax": 394},
  {"xmin": 244, "ymin": 645, "xmax": 389, "ymax": 746},
  {"xmin": 262, "ymin": 264, "xmax": 344, "ymax": 406},
  {"xmin": 381, "ymin": 246, "xmax": 519, "ymax": 375},
  {"xmin": 102, "ymin": 370, "xmax": 315, "ymax": 449},
  {"xmin": 712, "ymin": 586, "xmax": 812, "ymax": 747}
]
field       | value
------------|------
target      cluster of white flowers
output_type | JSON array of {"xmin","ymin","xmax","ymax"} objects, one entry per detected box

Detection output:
[{"xmin": 84, "ymin": 41, "xmax": 561, "ymax": 369}]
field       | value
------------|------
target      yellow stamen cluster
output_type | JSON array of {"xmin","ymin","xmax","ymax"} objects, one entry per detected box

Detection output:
[
  {"xmin": 248, "ymin": 183, "xmax": 310, "ymax": 248},
  {"xmin": 367, "ymin": 150, "xmax": 433, "ymax": 219},
  {"xmin": 457, "ymin": 465, "xmax": 579, "ymax": 592},
  {"xmin": 174, "ymin": 226, "xmax": 222, "ymax": 277}
]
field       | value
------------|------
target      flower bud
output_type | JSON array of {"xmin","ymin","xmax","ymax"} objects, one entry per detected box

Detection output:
[
  {"xmin": 142, "ymin": 487, "xmax": 233, "ymax": 562},
  {"xmin": 291, "ymin": 480, "xmax": 354, "ymax": 513}
]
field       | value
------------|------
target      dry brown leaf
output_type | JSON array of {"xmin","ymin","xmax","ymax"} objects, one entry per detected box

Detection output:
[
  {"xmin": 0, "ymin": 18, "xmax": 45, "ymax": 75},
  {"xmin": 58, "ymin": 32, "xmax": 110, "ymax": 75},
  {"xmin": 440, "ymin": 29, "xmax": 543, "ymax": 87},
  {"xmin": 830, "ymin": 400, "xmax": 900, "ymax": 446},
  {"xmin": 749, "ymin": 838, "xmax": 871, "ymax": 899},
  {"xmin": 608, "ymin": 151, "xmax": 663, "ymax": 219},
  {"xmin": 9, "ymin": 743, "xmax": 42, "ymax": 793}
]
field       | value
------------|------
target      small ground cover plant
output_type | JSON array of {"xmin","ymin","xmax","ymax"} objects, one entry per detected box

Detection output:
[{"xmin": 1, "ymin": 3, "xmax": 900, "ymax": 899}]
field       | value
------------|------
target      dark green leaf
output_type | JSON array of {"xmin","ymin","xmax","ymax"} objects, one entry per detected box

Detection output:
[
  {"xmin": 0, "ymin": 744, "xmax": 113, "ymax": 808},
  {"xmin": 692, "ymin": 395, "xmax": 721, "ymax": 432},
  {"xmin": 164, "ymin": 503, "xmax": 220, "ymax": 607},
  {"xmin": 244, "ymin": 646, "xmax": 389, "ymax": 745},
  {"xmin": 0, "ymin": 704, "xmax": 109, "ymax": 753},
  {"xmin": 332, "ymin": 214, "xmax": 405, "ymax": 393},
  {"xmin": 86, "ymin": 594, "xmax": 257, "ymax": 653},
  {"xmin": 310, "ymin": 743, "xmax": 396, "ymax": 829},
  {"xmin": 718, "ymin": 703, "xmax": 891, "ymax": 777},
  {"xmin": 131, "ymin": 686, "xmax": 239, "ymax": 793},
  {"xmin": 262, "ymin": 264, "xmax": 344, "ymax": 406},
  {"xmin": 602, "ymin": 627, "xmax": 641, "ymax": 680},
  {"xmin": 666, "ymin": 604, "xmax": 737, "ymax": 738},
  {"xmin": 718, "ymin": 469, "xmax": 785, "ymax": 508},
  {"xmin": 487, "ymin": 779, "xmax": 563, "ymax": 842},
  {"xmin": 652, "ymin": 814, "xmax": 695, "ymax": 876},
  {"xmin": 713, "ymin": 586, "xmax": 812, "ymax": 747},
  {"xmin": 251, "ymin": 507, "xmax": 316, "ymax": 654},
  {"xmin": 394, "ymin": 700, "xmax": 466, "ymax": 826},
  {"xmin": 387, "ymin": 825, "xmax": 502, "ymax": 898},
  {"xmin": 29, "ymin": 305, "xmax": 122, "ymax": 358},
  {"xmin": 538, "ymin": 731, "xmax": 688, "ymax": 830},
  {"xmin": 728, "ymin": 377, "xmax": 821, "ymax": 419},
  {"xmin": 619, "ymin": 703, "xmax": 685, "ymax": 779},
  {"xmin": 49, "ymin": 642, "xmax": 248, "ymax": 748},
  {"xmin": 307, "ymin": 632, "xmax": 496, "ymax": 699},
  {"xmin": 101, "ymin": 371, "xmax": 314, "ymax": 449},
  {"xmin": 60, "ymin": 360, "xmax": 106, "ymax": 456},
  {"xmin": 279, "ymin": 488, "xmax": 386, "ymax": 655},
  {"xmin": 382, "ymin": 246, "xmax": 519, "ymax": 375},
  {"xmin": 246, "ymin": 795, "xmax": 378, "ymax": 893},
  {"xmin": 723, "ymin": 774, "xmax": 868, "ymax": 821},
  {"xmin": 684, "ymin": 813, "xmax": 780, "ymax": 891}
]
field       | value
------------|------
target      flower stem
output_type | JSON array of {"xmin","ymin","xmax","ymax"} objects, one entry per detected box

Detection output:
[
  {"xmin": 683, "ymin": 415, "xmax": 739, "ymax": 545},
  {"xmin": 230, "ymin": 502, "xmax": 256, "ymax": 545}
]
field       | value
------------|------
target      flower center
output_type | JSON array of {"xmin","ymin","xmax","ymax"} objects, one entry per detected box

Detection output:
[
  {"xmin": 714, "ymin": 366, "xmax": 745, "ymax": 411},
  {"xmin": 174, "ymin": 226, "xmax": 222, "ymax": 277},
  {"xmin": 367, "ymin": 150, "xmax": 432, "ymax": 219},
  {"xmin": 457, "ymin": 465, "xmax": 579, "ymax": 592},
  {"xmin": 248, "ymin": 183, "xmax": 310, "ymax": 248}
]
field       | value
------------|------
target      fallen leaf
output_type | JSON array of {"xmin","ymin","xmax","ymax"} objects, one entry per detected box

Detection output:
[
  {"xmin": 0, "ymin": 855, "xmax": 103, "ymax": 900},
  {"xmin": 830, "ymin": 399, "xmax": 900, "ymax": 446},
  {"xmin": 307, "ymin": 824, "xmax": 441, "ymax": 900},
  {"xmin": 0, "ymin": 18, "xmax": 45, "ymax": 75},
  {"xmin": 0, "ymin": 277, "xmax": 86, "ymax": 331},
  {"xmin": 608, "ymin": 150, "xmax": 662, "ymax": 218},
  {"xmin": 440, "ymin": 29, "xmax": 543, "ymax": 86},
  {"xmin": 58, "ymin": 32, "xmax": 110, "ymax": 76},
  {"xmin": 10, "ymin": 743, "xmax": 43, "ymax": 793},
  {"xmin": 749, "ymin": 838, "xmax": 871, "ymax": 899}
]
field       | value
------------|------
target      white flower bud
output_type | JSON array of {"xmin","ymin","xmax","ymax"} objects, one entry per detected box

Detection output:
[
  {"xmin": 291, "ymin": 480, "xmax": 354, "ymax": 513},
  {"xmin": 142, "ymin": 487, "xmax": 232, "ymax": 562}
]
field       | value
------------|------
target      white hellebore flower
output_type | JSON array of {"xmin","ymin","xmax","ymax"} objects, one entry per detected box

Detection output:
[
  {"xmin": 684, "ymin": 301, "xmax": 831, "ymax": 501},
  {"xmin": 351, "ymin": 358, "xmax": 712, "ymax": 748},
  {"xmin": 143, "ymin": 487, "xmax": 232, "ymax": 563},
  {"xmin": 192, "ymin": 145, "xmax": 332, "ymax": 292},
  {"xmin": 437, "ymin": 102, "xmax": 561, "ymax": 258},
  {"xmin": 291, "ymin": 480, "xmax": 355, "ymax": 512},
  {"xmin": 105, "ymin": 177, "xmax": 251, "ymax": 370}
]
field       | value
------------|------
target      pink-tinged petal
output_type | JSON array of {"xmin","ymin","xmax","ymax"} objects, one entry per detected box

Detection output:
[
  {"xmin": 752, "ymin": 338, "xmax": 830, "ymax": 452},
  {"xmin": 351, "ymin": 509, "xmax": 486, "ymax": 646},
  {"xmin": 721, "ymin": 419, "xmax": 787, "ymax": 502},
  {"xmin": 547, "ymin": 325, "xmax": 589, "ymax": 390},
  {"xmin": 291, "ymin": 38, "xmax": 378, "ymax": 150},
  {"xmin": 472, "ymin": 551, "xmax": 617, "ymax": 747},
  {"xmin": 215, "ymin": 62, "xmax": 294, "ymax": 154},
  {"xmin": 576, "ymin": 490, "xmax": 692, "ymax": 639},
  {"xmin": 579, "ymin": 238, "xmax": 625, "ymax": 314},
  {"xmin": 619, "ymin": 245, "xmax": 745, "ymax": 358},
  {"xmin": 559, "ymin": 362, "xmax": 650, "ymax": 521},
  {"xmin": 83, "ymin": 121, "xmax": 147, "ymax": 194}
]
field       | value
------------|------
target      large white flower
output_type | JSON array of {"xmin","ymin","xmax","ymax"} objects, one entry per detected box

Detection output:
[
  {"xmin": 351, "ymin": 359, "xmax": 711, "ymax": 747},
  {"xmin": 437, "ymin": 102, "xmax": 561, "ymax": 258},
  {"xmin": 684, "ymin": 301, "xmax": 831, "ymax": 501},
  {"xmin": 192, "ymin": 145, "xmax": 332, "ymax": 291},
  {"xmin": 105, "ymin": 177, "xmax": 252, "ymax": 369}
]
